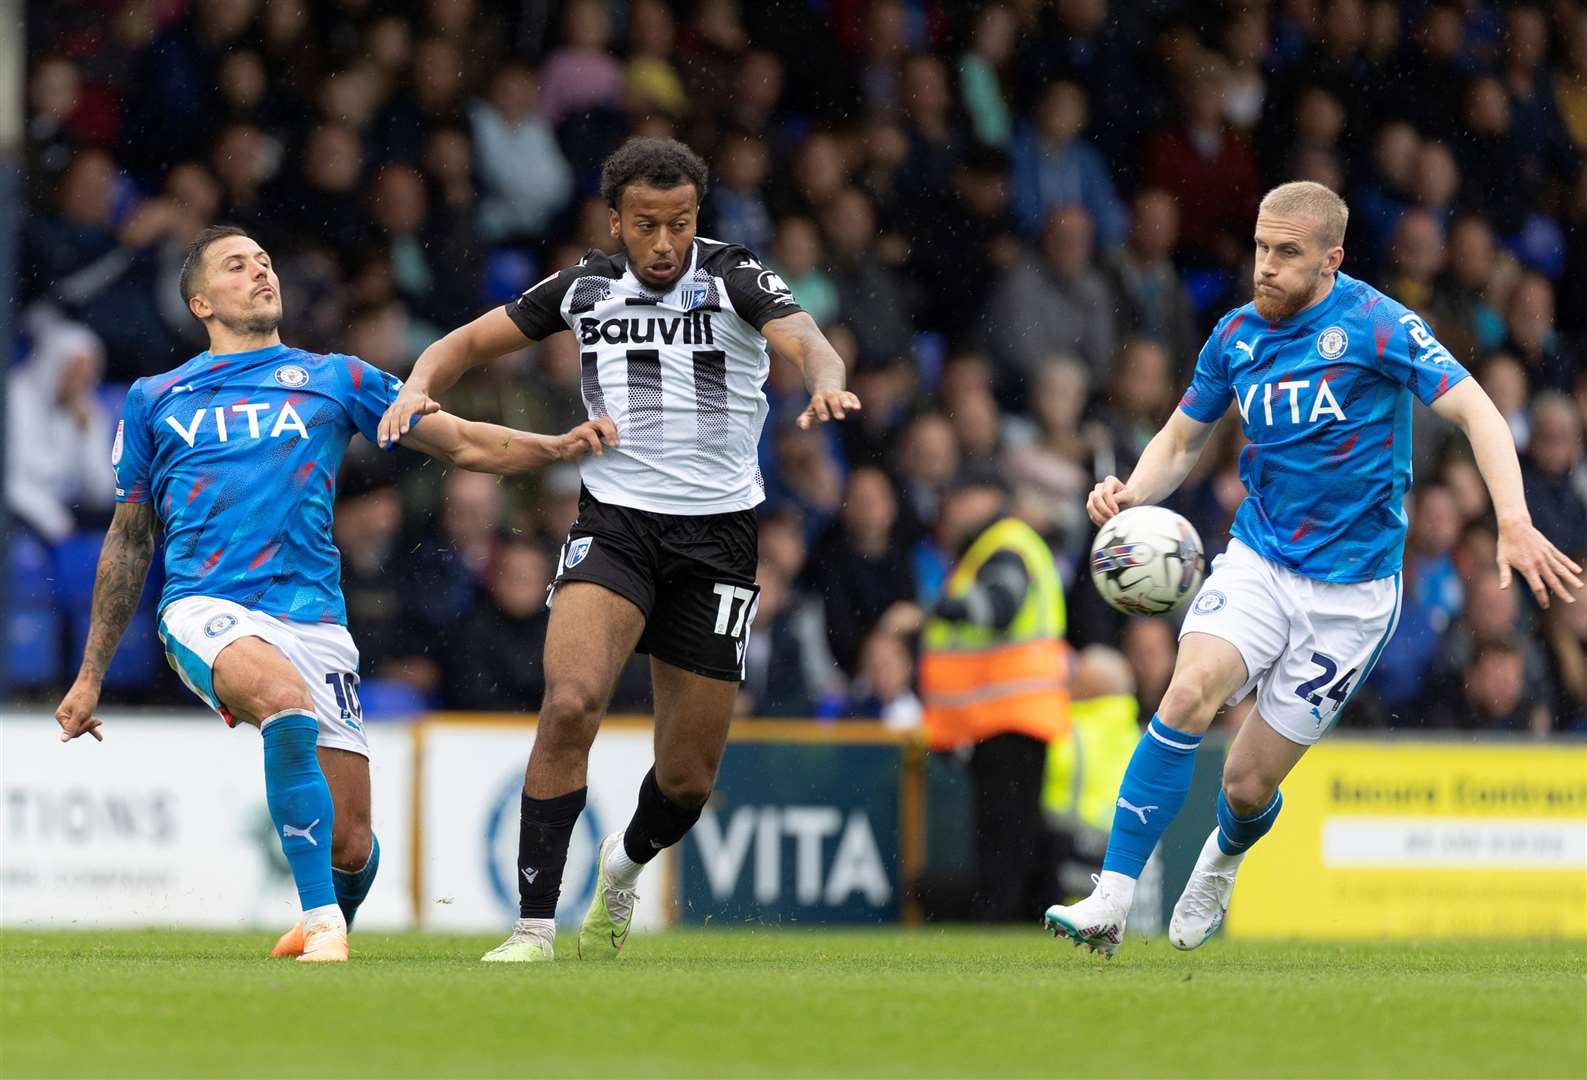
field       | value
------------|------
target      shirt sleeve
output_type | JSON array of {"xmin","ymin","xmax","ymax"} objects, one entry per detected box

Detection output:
[
  {"xmin": 1177, "ymin": 329, "xmax": 1234, "ymax": 422},
  {"xmin": 503, "ymin": 268, "xmax": 577, "ymax": 341},
  {"xmin": 342, "ymin": 356, "xmax": 406, "ymax": 444},
  {"xmin": 1378, "ymin": 305, "xmax": 1471, "ymax": 405},
  {"xmin": 113, "ymin": 381, "xmax": 154, "ymax": 503},
  {"xmin": 721, "ymin": 249, "xmax": 805, "ymax": 330}
]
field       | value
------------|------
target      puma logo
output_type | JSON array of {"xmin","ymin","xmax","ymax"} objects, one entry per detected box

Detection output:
[
  {"xmin": 282, "ymin": 819, "xmax": 320, "ymax": 846},
  {"xmin": 1234, "ymin": 341, "xmax": 1256, "ymax": 359},
  {"xmin": 1117, "ymin": 797, "xmax": 1158, "ymax": 825}
]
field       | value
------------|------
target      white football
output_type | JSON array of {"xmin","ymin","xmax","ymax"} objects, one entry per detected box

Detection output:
[{"xmin": 1089, "ymin": 506, "xmax": 1205, "ymax": 616}]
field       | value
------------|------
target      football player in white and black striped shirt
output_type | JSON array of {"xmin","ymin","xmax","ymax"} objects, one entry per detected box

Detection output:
[{"xmin": 379, "ymin": 137, "xmax": 860, "ymax": 962}]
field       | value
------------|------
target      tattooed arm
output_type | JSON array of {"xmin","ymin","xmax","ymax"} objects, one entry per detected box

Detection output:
[{"xmin": 54, "ymin": 501, "xmax": 158, "ymax": 742}]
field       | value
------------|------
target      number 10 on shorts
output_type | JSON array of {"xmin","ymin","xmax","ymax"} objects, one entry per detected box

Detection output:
[{"xmin": 712, "ymin": 583, "xmax": 755, "ymax": 637}]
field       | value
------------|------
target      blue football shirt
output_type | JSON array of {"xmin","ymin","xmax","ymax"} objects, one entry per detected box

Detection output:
[
  {"xmin": 1177, "ymin": 271, "xmax": 1470, "ymax": 583},
  {"xmin": 113, "ymin": 343, "xmax": 403, "ymax": 623}
]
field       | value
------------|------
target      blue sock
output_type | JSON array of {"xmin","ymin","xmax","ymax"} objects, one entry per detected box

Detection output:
[
  {"xmin": 333, "ymin": 835, "xmax": 380, "ymax": 928},
  {"xmin": 261, "ymin": 711, "xmax": 337, "ymax": 912},
  {"xmin": 1216, "ymin": 788, "xmax": 1283, "ymax": 856},
  {"xmin": 1101, "ymin": 715, "xmax": 1204, "ymax": 878}
]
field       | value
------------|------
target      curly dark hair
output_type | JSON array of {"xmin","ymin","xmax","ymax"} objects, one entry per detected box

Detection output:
[{"xmin": 599, "ymin": 137, "xmax": 709, "ymax": 210}]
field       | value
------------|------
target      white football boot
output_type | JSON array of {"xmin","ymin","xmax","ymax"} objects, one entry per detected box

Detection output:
[
  {"xmin": 1169, "ymin": 829, "xmax": 1242, "ymax": 950},
  {"xmin": 1044, "ymin": 874, "xmax": 1131, "ymax": 957},
  {"xmin": 481, "ymin": 918, "xmax": 555, "ymax": 963}
]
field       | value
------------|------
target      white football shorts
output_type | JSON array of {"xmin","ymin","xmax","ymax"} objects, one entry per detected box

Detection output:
[
  {"xmin": 1178, "ymin": 538, "xmax": 1402, "ymax": 745},
  {"xmin": 156, "ymin": 595, "xmax": 369, "ymax": 757}
]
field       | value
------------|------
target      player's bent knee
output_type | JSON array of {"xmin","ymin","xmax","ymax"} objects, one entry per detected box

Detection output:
[
  {"xmin": 1222, "ymin": 768, "xmax": 1276, "ymax": 817},
  {"xmin": 333, "ymin": 819, "xmax": 373, "ymax": 869},
  {"xmin": 1156, "ymin": 675, "xmax": 1222, "ymax": 733},
  {"xmin": 655, "ymin": 769, "xmax": 713, "ymax": 809}
]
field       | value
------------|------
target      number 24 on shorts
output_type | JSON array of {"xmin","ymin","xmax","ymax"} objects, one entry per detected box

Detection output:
[{"xmin": 1294, "ymin": 653, "xmax": 1356, "ymax": 720}]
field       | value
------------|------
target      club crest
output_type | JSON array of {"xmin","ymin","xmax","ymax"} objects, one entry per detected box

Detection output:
[
  {"xmin": 566, "ymin": 537, "xmax": 593, "ymax": 568},
  {"xmin": 204, "ymin": 613, "xmax": 239, "ymax": 637},
  {"xmin": 1316, "ymin": 326, "xmax": 1348, "ymax": 360},
  {"xmin": 274, "ymin": 364, "xmax": 310, "ymax": 388}
]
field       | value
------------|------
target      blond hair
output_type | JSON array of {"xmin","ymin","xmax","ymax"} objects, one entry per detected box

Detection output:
[{"xmin": 1259, "ymin": 181, "xmax": 1349, "ymax": 249}]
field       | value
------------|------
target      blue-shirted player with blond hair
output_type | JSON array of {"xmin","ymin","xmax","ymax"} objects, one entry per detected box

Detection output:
[
  {"xmin": 1045, "ymin": 182, "xmax": 1582, "ymax": 955},
  {"xmin": 52, "ymin": 225, "xmax": 616, "ymax": 962}
]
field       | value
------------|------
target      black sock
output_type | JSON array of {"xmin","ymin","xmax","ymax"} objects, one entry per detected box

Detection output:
[
  {"xmin": 517, "ymin": 787, "xmax": 587, "ymax": 918},
  {"xmin": 622, "ymin": 767, "xmax": 704, "ymax": 865}
]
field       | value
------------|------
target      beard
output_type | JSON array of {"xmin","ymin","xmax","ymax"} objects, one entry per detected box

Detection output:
[
  {"xmin": 217, "ymin": 304, "xmax": 281, "ymax": 336},
  {"xmin": 1252, "ymin": 275, "xmax": 1322, "ymax": 321}
]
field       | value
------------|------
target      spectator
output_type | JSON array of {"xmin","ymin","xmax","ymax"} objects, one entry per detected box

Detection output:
[
  {"xmin": 1090, "ymin": 339, "xmax": 1174, "ymax": 483},
  {"xmin": 819, "ymin": 188, "xmax": 915, "ymax": 367},
  {"xmin": 1504, "ymin": 274, "xmax": 1575, "ymax": 393},
  {"xmin": 1120, "ymin": 618, "xmax": 1175, "ymax": 721},
  {"xmin": 908, "ymin": 144, "xmax": 1022, "ymax": 341},
  {"xmin": 1541, "ymin": 585, "xmax": 1587, "ymax": 731},
  {"xmin": 769, "ymin": 216, "xmax": 838, "ymax": 329},
  {"xmin": 1521, "ymin": 393, "xmax": 1587, "ymax": 562},
  {"xmin": 709, "ymin": 134, "xmax": 775, "ymax": 254},
  {"xmin": 279, "ymin": 122, "xmax": 372, "ymax": 255},
  {"xmin": 1428, "ymin": 569, "xmax": 1553, "ymax": 715},
  {"xmin": 1141, "ymin": 56, "xmax": 1261, "ymax": 268},
  {"xmin": 1370, "ymin": 484, "xmax": 1466, "ymax": 712},
  {"xmin": 538, "ymin": 0, "xmax": 622, "ymax": 126},
  {"xmin": 1427, "ymin": 639, "xmax": 1549, "ymax": 734},
  {"xmin": 895, "ymin": 413, "xmax": 961, "ymax": 545},
  {"xmin": 959, "ymin": 3, "xmax": 1016, "ymax": 148},
  {"xmin": 1220, "ymin": 7, "xmax": 1270, "ymax": 133},
  {"xmin": 6, "ymin": 312, "xmax": 116, "ymax": 542},
  {"xmin": 977, "ymin": 205, "xmax": 1116, "ymax": 386},
  {"xmin": 1353, "ymin": 120, "xmax": 1421, "ymax": 261},
  {"xmin": 896, "ymin": 55, "xmax": 963, "ymax": 226},
  {"xmin": 470, "ymin": 63, "xmax": 574, "ymax": 244},
  {"xmin": 740, "ymin": 563, "xmax": 841, "ymax": 719},
  {"xmin": 1454, "ymin": 76, "xmax": 1533, "ymax": 235},
  {"xmin": 625, "ymin": 0, "xmax": 687, "ymax": 119},
  {"xmin": 1010, "ymin": 81, "xmax": 1125, "ymax": 248},
  {"xmin": 1004, "ymin": 357, "xmax": 1095, "ymax": 557},
  {"xmin": 1102, "ymin": 189, "xmax": 1199, "ymax": 370},
  {"xmin": 22, "ymin": 147, "xmax": 177, "ymax": 378},
  {"xmin": 1384, "ymin": 207, "xmax": 1446, "ymax": 313},
  {"xmin": 846, "ymin": 630, "xmax": 923, "ymax": 728},
  {"xmin": 1409, "ymin": 139, "xmax": 1461, "ymax": 227},
  {"xmin": 335, "ymin": 455, "xmax": 435, "ymax": 692},
  {"xmin": 807, "ymin": 466, "xmax": 918, "ymax": 675},
  {"xmin": 1431, "ymin": 215, "xmax": 1507, "ymax": 357},
  {"xmin": 1478, "ymin": 354, "xmax": 1532, "ymax": 452},
  {"xmin": 374, "ymin": 36, "xmax": 469, "ymax": 163},
  {"xmin": 396, "ymin": 468, "xmax": 504, "ymax": 638},
  {"xmin": 441, "ymin": 539, "xmax": 554, "ymax": 711},
  {"xmin": 375, "ymin": 161, "xmax": 482, "ymax": 329}
]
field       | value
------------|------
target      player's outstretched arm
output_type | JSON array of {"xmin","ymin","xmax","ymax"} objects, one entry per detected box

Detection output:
[
  {"xmin": 399, "ymin": 411, "xmax": 619, "ymax": 475},
  {"xmin": 1087, "ymin": 409, "xmax": 1217, "ymax": 526},
  {"xmin": 378, "ymin": 307, "xmax": 532, "ymax": 448},
  {"xmin": 55, "ymin": 501, "xmax": 158, "ymax": 742},
  {"xmin": 762, "ymin": 312, "xmax": 862, "ymax": 429},
  {"xmin": 1431, "ymin": 379, "xmax": 1583, "ymax": 607}
]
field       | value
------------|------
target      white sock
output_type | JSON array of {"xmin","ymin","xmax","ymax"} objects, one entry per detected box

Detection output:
[
  {"xmin": 512, "ymin": 917, "xmax": 555, "ymax": 941},
  {"xmin": 303, "ymin": 903, "xmax": 344, "ymax": 931},
  {"xmin": 605, "ymin": 834, "xmax": 643, "ymax": 889},
  {"xmin": 1097, "ymin": 870, "xmax": 1137, "ymax": 910},
  {"xmin": 1205, "ymin": 830, "xmax": 1248, "ymax": 872}
]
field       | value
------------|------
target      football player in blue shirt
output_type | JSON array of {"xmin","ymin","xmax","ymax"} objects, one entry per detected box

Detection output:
[
  {"xmin": 1045, "ymin": 182, "xmax": 1581, "ymax": 956},
  {"xmin": 53, "ymin": 226, "xmax": 615, "ymax": 961}
]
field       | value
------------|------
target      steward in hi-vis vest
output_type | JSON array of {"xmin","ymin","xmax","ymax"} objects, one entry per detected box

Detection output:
[{"xmin": 917, "ymin": 471, "xmax": 1071, "ymax": 921}]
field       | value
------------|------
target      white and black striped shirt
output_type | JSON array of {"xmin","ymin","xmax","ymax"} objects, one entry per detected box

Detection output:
[{"xmin": 506, "ymin": 237, "xmax": 802, "ymax": 514}]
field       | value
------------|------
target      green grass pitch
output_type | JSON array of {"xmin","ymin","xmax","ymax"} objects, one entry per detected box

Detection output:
[{"xmin": 2, "ymin": 929, "xmax": 1582, "ymax": 1079}]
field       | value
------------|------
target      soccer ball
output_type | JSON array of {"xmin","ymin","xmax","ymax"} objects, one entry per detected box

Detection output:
[{"xmin": 1089, "ymin": 506, "xmax": 1205, "ymax": 616}]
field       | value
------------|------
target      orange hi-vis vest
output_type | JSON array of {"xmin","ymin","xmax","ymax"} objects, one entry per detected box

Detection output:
[{"xmin": 920, "ymin": 518, "xmax": 1070, "ymax": 751}]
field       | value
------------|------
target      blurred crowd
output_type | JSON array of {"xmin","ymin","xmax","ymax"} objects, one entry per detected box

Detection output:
[{"xmin": 11, "ymin": 0, "xmax": 1587, "ymax": 733}]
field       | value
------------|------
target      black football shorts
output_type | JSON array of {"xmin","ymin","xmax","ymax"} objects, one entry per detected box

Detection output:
[{"xmin": 551, "ymin": 487, "xmax": 761, "ymax": 682}]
